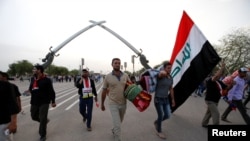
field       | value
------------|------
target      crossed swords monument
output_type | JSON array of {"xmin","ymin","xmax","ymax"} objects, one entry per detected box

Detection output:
[{"xmin": 40, "ymin": 20, "xmax": 151, "ymax": 70}]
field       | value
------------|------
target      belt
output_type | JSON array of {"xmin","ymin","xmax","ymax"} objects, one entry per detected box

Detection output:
[{"xmin": 82, "ymin": 93, "xmax": 93, "ymax": 99}]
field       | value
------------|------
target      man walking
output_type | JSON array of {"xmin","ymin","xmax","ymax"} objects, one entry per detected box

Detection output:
[
  {"xmin": 221, "ymin": 67, "xmax": 250, "ymax": 124},
  {"xmin": 76, "ymin": 68, "xmax": 98, "ymax": 131},
  {"xmin": 28, "ymin": 65, "xmax": 56, "ymax": 141},
  {"xmin": 0, "ymin": 71, "xmax": 22, "ymax": 136},
  {"xmin": 101, "ymin": 58, "xmax": 130, "ymax": 141},
  {"xmin": 0, "ymin": 74, "xmax": 19, "ymax": 141},
  {"xmin": 201, "ymin": 62, "xmax": 229, "ymax": 127},
  {"xmin": 153, "ymin": 61, "xmax": 175, "ymax": 139}
]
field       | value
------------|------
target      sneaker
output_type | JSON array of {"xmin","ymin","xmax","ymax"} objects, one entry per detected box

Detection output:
[
  {"xmin": 87, "ymin": 127, "xmax": 92, "ymax": 131},
  {"xmin": 221, "ymin": 118, "xmax": 231, "ymax": 123},
  {"xmin": 40, "ymin": 136, "xmax": 46, "ymax": 141},
  {"xmin": 83, "ymin": 117, "xmax": 86, "ymax": 123},
  {"xmin": 156, "ymin": 132, "xmax": 166, "ymax": 139}
]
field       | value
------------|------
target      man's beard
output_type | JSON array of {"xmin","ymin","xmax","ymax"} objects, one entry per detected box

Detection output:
[{"xmin": 113, "ymin": 67, "xmax": 120, "ymax": 71}]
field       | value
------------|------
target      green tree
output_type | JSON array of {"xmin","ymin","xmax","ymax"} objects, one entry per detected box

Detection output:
[
  {"xmin": 69, "ymin": 69, "xmax": 80, "ymax": 76},
  {"xmin": 215, "ymin": 27, "xmax": 250, "ymax": 74},
  {"xmin": 7, "ymin": 60, "xmax": 33, "ymax": 76},
  {"xmin": 45, "ymin": 65, "xmax": 69, "ymax": 75},
  {"xmin": 124, "ymin": 70, "xmax": 132, "ymax": 76}
]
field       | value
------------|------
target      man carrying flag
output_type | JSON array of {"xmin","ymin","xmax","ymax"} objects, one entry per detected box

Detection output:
[{"xmin": 169, "ymin": 11, "xmax": 221, "ymax": 113}]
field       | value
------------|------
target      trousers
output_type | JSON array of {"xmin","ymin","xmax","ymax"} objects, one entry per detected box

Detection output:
[{"xmin": 30, "ymin": 104, "xmax": 49, "ymax": 137}]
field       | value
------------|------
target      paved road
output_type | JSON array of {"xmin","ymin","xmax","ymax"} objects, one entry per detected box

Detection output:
[{"xmin": 10, "ymin": 80, "xmax": 248, "ymax": 141}]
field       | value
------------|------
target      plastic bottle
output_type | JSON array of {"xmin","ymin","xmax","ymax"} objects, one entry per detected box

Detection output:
[
  {"xmin": 4, "ymin": 129, "xmax": 13, "ymax": 140},
  {"xmin": 4, "ymin": 129, "xmax": 10, "ymax": 136}
]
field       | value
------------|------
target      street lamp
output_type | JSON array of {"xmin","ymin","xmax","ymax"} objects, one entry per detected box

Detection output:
[
  {"xmin": 132, "ymin": 55, "xmax": 136, "ymax": 75},
  {"xmin": 81, "ymin": 58, "xmax": 84, "ymax": 70},
  {"xmin": 124, "ymin": 62, "xmax": 127, "ymax": 71}
]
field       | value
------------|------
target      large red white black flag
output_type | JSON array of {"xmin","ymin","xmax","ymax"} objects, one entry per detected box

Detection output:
[{"xmin": 169, "ymin": 11, "xmax": 221, "ymax": 112}]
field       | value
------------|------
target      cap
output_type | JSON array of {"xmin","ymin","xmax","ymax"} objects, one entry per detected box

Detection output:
[
  {"xmin": 82, "ymin": 68, "xmax": 89, "ymax": 72},
  {"xmin": 238, "ymin": 67, "xmax": 249, "ymax": 73}
]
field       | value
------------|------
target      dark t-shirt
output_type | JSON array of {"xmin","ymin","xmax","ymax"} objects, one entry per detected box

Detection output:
[
  {"xmin": 205, "ymin": 78, "xmax": 227, "ymax": 103},
  {"xmin": 0, "ymin": 81, "xmax": 19, "ymax": 124},
  {"xmin": 13, "ymin": 84, "xmax": 21, "ymax": 97},
  {"xmin": 155, "ymin": 76, "xmax": 173, "ymax": 98}
]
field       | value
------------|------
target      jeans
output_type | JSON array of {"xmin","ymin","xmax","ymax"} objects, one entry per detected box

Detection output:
[
  {"xmin": 30, "ymin": 104, "xmax": 49, "ymax": 137},
  {"xmin": 79, "ymin": 97, "xmax": 94, "ymax": 128},
  {"xmin": 154, "ymin": 97, "xmax": 171, "ymax": 132}
]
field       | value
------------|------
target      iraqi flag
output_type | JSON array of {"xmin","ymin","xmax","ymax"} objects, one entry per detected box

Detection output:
[{"xmin": 169, "ymin": 11, "xmax": 221, "ymax": 112}]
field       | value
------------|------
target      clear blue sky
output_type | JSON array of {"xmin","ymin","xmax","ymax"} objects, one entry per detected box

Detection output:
[{"xmin": 0, "ymin": 0, "xmax": 249, "ymax": 74}]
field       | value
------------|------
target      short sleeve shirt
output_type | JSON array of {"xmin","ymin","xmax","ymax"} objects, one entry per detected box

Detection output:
[
  {"xmin": 103, "ymin": 71, "xmax": 130, "ymax": 105},
  {"xmin": 155, "ymin": 76, "xmax": 173, "ymax": 98},
  {"xmin": 227, "ymin": 76, "xmax": 246, "ymax": 101},
  {"xmin": 205, "ymin": 78, "xmax": 226, "ymax": 103}
]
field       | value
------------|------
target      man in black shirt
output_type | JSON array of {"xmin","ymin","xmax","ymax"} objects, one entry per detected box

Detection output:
[
  {"xmin": 201, "ymin": 62, "xmax": 230, "ymax": 127},
  {"xmin": 28, "ymin": 65, "xmax": 56, "ymax": 141},
  {"xmin": 0, "ymin": 80, "xmax": 19, "ymax": 141},
  {"xmin": 0, "ymin": 71, "xmax": 22, "ymax": 133}
]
